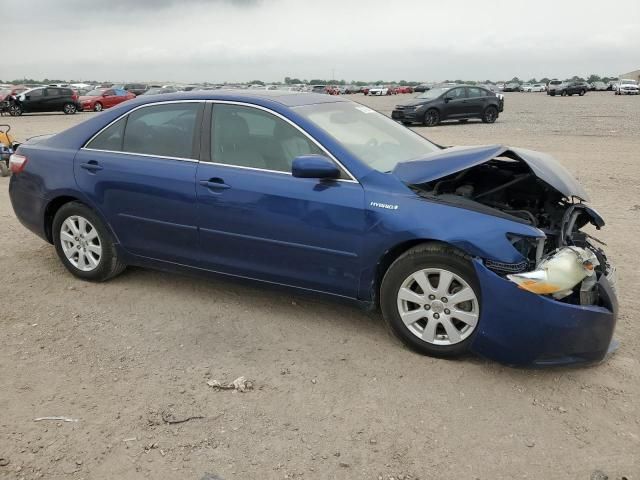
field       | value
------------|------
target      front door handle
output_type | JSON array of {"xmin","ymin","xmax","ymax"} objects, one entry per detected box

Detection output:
[
  {"xmin": 79, "ymin": 161, "xmax": 103, "ymax": 172},
  {"xmin": 199, "ymin": 178, "xmax": 231, "ymax": 190}
]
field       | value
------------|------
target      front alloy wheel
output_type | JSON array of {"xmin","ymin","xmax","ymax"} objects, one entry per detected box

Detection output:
[
  {"xmin": 423, "ymin": 109, "xmax": 440, "ymax": 127},
  {"xmin": 397, "ymin": 269, "xmax": 479, "ymax": 346},
  {"xmin": 380, "ymin": 243, "xmax": 481, "ymax": 358}
]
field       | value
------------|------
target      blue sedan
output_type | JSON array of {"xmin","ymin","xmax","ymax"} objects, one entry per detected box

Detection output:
[{"xmin": 8, "ymin": 91, "xmax": 618, "ymax": 366}]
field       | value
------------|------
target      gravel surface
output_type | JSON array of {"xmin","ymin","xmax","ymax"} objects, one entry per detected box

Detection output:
[{"xmin": 0, "ymin": 91, "xmax": 638, "ymax": 479}]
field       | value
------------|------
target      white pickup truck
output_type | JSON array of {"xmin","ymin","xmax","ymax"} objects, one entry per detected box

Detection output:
[{"xmin": 615, "ymin": 79, "xmax": 639, "ymax": 95}]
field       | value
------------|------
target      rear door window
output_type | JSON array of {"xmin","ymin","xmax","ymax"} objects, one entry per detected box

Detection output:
[
  {"xmin": 122, "ymin": 102, "xmax": 202, "ymax": 159},
  {"xmin": 467, "ymin": 87, "xmax": 486, "ymax": 98}
]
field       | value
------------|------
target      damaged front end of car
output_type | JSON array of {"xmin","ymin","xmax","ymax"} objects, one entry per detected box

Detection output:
[{"xmin": 394, "ymin": 145, "xmax": 619, "ymax": 366}]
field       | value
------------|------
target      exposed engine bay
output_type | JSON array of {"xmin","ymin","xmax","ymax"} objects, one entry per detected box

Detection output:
[{"xmin": 408, "ymin": 153, "xmax": 616, "ymax": 306}]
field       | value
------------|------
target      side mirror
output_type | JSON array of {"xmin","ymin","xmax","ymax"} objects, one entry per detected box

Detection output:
[
  {"xmin": 443, "ymin": 97, "xmax": 451, "ymax": 103},
  {"xmin": 292, "ymin": 155, "xmax": 341, "ymax": 180}
]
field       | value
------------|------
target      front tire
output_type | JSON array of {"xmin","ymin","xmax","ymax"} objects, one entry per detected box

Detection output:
[
  {"xmin": 52, "ymin": 202, "xmax": 126, "ymax": 282},
  {"xmin": 380, "ymin": 243, "xmax": 481, "ymax": 358},
  {"xmin": 9, "ymin": 105, "xmax": 22, "ymax": 116},
  {"xmin": 423, "ymin": 109, "xmax": 440, "ymax": 127},
  {"xmin": 93, "ymin": 102, "xmax": 103, "ymax": 112}
]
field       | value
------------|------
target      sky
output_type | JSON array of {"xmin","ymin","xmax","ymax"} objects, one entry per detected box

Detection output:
[{"xmin": 3, "ymin": 0, "xmax": 639, "ymax": 83}]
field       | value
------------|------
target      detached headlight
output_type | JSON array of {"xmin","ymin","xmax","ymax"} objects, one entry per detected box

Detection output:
[{"xmin": 507, "ymin": 247, "xmax": 598, "ymax": 299}]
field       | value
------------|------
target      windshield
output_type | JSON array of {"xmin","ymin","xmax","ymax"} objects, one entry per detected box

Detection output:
[
  {"xmin": 85, "ymin": 89, "xmax": 105, "ymax": 96},
  {"xmin": 622, "ymin": 80, "xmax": 637, "ymax": 85},
  {"xmin": 295, "ymin": 102, "xmax": 439, "ymax": 172},
  {"xmin": 144, "ymin": 88, "xmax": 163, "ymax": 95},
  {"xmin": 416, "ymin": 87, "xmax": 449, "ymax": 99}
]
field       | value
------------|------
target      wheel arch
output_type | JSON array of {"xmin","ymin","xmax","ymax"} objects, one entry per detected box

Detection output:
[
  {"xmin": 44, "ymin": 195, "xmax": 119, "ymax": 245},
  {"xmin": 371, "ymin": 239, "xmax": 469, "ymax": 308}
]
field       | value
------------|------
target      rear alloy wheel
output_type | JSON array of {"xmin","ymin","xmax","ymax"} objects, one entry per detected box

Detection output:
[
  {"xmin": 63, "ymin": 103, "xmax": 77, "ymax": 114},
  {"xmin": 53, "ymin": 202, "xmax": 126, "ymax": 281},
  {"xmin": 423, "ymin": 109, "xmax": 440, "ymax": 127},
  {"xmin": 579, "ymin": 90, "xmax": 586, "ymax": 96},
  {"xmin": 93, "ymin": 102, "xmax": 103, "ymax": 112},
  {"xmin": 380, "ymin": 243, "xmax": 481, "ymax": 357},
  {"xmin": 482, "ymin": 106, "xmax": 498, "ymax": 124}
]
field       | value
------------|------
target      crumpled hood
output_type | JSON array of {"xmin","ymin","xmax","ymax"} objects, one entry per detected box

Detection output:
[{"xmin": 393, "ymin": 144, "xmax": 590, "ymax": 202}]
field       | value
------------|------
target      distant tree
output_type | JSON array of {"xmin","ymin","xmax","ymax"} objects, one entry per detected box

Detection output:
[
  {"xmin": 540, "ymin": 77, "xmax": 550, "ymax": 84},
  {"xmin": 484, "ymin": 80, "xmax": 494, "ymax": 85},
  {"xmin": 587, "ymin": 74, "xmax": 602, "ymax": 83},
  {"xmin": 527, "ymin": 78, "xmax": 537, "ymax": 83},
  {"xmin": 249, "ymin": 80, "xmax": 264, "ymax": 85},
  {"xmin": 510, "ymin": 77, "xmax": 521, "ymax": 83}
]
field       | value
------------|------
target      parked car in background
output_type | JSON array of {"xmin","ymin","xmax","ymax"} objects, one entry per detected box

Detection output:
[
  {"xmin": 503, "ymin": 83, "xmax": 521, "ymax": 92},
  {"xmin": 122, "ymin": 83, "xmax": 148, "ymax": 96},
  {"xmin": 615, "ymin": 79, "xmax": 639, "ymax": 95},
  {"xmin": 392, "ymin": 85, "xmax": 503, "ymax": 126},
  {"xmin": 606, "ymin": 80, "xmax": 619, "ymax": 91},
  {"xmin": 549, "ymin": 81, "xmax": 589, "ymax": 97},
  {"xmin": 521, "ymin": 83, "xmax": 533, "ymax": 92},
  {"xmin": 7, "ymin": 86, "xmax": 79, "ymax": 116},
  {"xmin": 341, "ymin": 85, "xmax": 360, "ymax": 94},
  {"xmin": 590, "ymin": 81, "xmax": 608, "ymax": 91},
  {"xmin": 525, "ymin": 84, "xmax": 546, "ymax": 92},
  {"xmin": 413, "ymin": 84, "xmax": 431, "ymax": 93},
  {"xmin": 311, "ymin": 85, "xmax": 327, "ymax": 94},
  {"xmin": 140, "ymin": 86, "xmax": 178, "ymax": 96},
  {"xmin": 0, "ymin": 85, "xmax": 28, "ymax": 101},
  {"xmin": 395, "ymin": 86, "xmax": 414, "ymax": 94},
  {"xmin": 546, "ymin": 80, "xmax": 563, "ymax": 95},
  {"xmin": 79, "ymin": 88, "xmax": 136, "ymax": 112},
  {"xmin": 367, "ymin": 85, "xmax": 390, "ymax": 96}
]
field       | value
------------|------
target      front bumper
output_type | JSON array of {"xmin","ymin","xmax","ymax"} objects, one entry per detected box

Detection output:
[
  {"xmin": 470, "ymin": 260, "xmax": 618, "ymax": 367},
  {"xmin": 392, "ymin": 108, "xmax": 421, "ymax": 122}
]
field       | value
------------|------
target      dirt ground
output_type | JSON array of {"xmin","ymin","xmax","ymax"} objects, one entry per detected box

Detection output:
[{"xmin": 1, "ymin": 92, "xmax": 639, "ymax": 480}]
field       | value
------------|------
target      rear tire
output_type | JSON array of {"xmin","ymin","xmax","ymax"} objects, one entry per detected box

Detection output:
[
  {"xmin": 52, "ymin": 202, "xmax": 126, "ymax": 282},
  {"xmin": 93, "ymin": 102, "xmax": 103, "ymax": 112},
  {"xmin": 482, "ymin": 106, "xmax": 498, "ymax": 124},
  {"xmin": 380, "ymin": 243, "xmax": 481, "ymax": 358},
  {"xmin": 9, "ymin": 105, "xmax": 22, "ymax": 116},
  {"xmin": 63, "ymin": 103, "xmax": 77, "ymax": 114},
  {"xmin": 579, "ymin": 90, "xmax": 586, "ymax": 96}
]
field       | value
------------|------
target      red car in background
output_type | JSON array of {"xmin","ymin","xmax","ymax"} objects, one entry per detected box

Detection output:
[
  {"xmin": 395, "ymin": 86, "xmax": 414, "ymax": 94},
  {"xmin": 0, "ymin": 85, "xmax": 28, "ymax": 101},
  {"xmin": 79, "ymin": 88, "xmax": 135, "ymax": 112}
]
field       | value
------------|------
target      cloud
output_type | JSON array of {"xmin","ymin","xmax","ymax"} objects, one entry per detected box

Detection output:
[{"xmin": 3, "ymin": 0, "xmax": 639, "ymax": 82}]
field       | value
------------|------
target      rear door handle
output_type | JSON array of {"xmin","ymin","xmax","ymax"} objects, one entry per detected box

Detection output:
[
  {"xmin": 199, "ymin": 178, "xmax": 231, "ymax": 191},
  {"xmin": 79, "ymin": 161, "xmax": 103, "ymax": 172}
]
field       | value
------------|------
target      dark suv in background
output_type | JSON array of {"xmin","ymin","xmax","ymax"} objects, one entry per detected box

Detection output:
[
  {"xmin": 392, "ymin": 85, "xmax": 504, "ymax": 126},
  {"xmin": 8, "ymin": 87, "xmax": 80, "ymax": 116},
  {"xmin": 549, "ymin": 81, "xmax": 589, "ymax": 97}
]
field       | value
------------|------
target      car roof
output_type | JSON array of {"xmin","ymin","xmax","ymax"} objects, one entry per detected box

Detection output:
[{"xmin": 124, "ymin": 90, "xmax": 348, "ymax": 108}]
